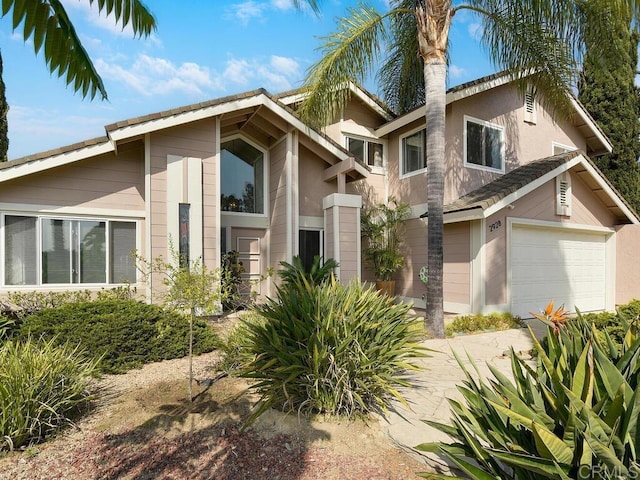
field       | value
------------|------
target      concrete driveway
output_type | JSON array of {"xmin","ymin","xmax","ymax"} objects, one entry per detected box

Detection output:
[{"xmin": 380, "ymin": 325, "xmax": 541, "ymax": 472}]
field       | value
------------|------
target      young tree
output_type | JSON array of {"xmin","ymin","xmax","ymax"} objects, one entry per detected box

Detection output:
[
  {"xmin": 295, "ymin": 0, "xmax": 637, "ymax": 337},
  {"xmin": 2, "ymin": 1, "xmax": 156, "ymax": 100},
  {"xmin": 579, "ymin": 9, "xmax": 640, "ymax": 213},
  {"xmin": 137, "ymin": 246, "xmax": 226, "ymax": 402}
]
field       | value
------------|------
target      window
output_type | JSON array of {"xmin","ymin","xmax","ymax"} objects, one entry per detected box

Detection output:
[
  {"xmin": 346, "ymin": 136, "xmax": 384, "ymax": 169},
  {"xmin": 401, "ymin": 129, "xmax": 426, "ymax": 176},
  {"xmin": 552, "ymin": 143, "xmax": 576, "ymax": 156},
  {"xmin": 464, "ymin": 117, "xmax": 504, "ymax": 172},
  {"xmin": 299, "ymin": 229, "xmax": 323, "ymax": 273},
  {"xmin": 3, "ymin": 215, "xmax": 136, "ymax": 286},
  {"xmin": 221, "ymin": 138, "xmax": 265, "ymax": 214}
]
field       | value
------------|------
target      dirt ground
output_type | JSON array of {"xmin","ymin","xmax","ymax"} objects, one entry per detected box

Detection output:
[{"xmin": 0, "ymin": 350, "xmax": 430, "ymax": 480}]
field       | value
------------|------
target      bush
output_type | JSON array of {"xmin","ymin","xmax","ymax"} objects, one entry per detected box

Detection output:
[
  {"xmin": 0, "ymin": 313, "xmax": 21, "ymax": 341},
  {"xmin": 583, "ymin": 299, "xmax": 640, "ymax": 349},
  {"xmin": 0, "ymin": 337, "xmax": 99, "ymax": 451},
  {"xmin": 18, "ymin": 300, "xmax": 219, "ymax": 374},
  {"xmin": 242, "ymin": 272, "xmax": 426, "ymax": 425},
  {"xmin": 417, "ymin": 303, "xmax": 640, "ymax": 478},
  {"xmin": 215, "ymin": 312, "xmax": 265, "ymax": 375},
  {"xmin": 445, "ymin": 312, "xmax": 523, "ymax": 337}
]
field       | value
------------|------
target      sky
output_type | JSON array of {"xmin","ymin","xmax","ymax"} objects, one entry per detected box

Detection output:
[{"xmin": 1, "ymin": 0, "xmax": 494, "ymax": 160}]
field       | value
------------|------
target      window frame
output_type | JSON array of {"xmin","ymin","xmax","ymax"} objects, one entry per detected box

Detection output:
[
  {"xmin": 463, "ymin": 115, "xmax": 505, "ymax": 174},
  {"xmin": 552, "ymin": 142, "xmax": 577, "ymax": 156},
  {"xmin": 298, "ymin": 228, "xmax": 325, "ymax": 273},
  {"xmin": 220, "ymin": 134, "xmax": 269, "ymax": 218},
  {"xmin": 399, "ymin": 126, "xmax": 427, "ymax": 179},
  {"xmin": 1, "ymin": 213, "xmax": 139, "ymax": 288},
  {"xmin": 344, "ymin": 134, "xmax": 385, "ymax": 174}
]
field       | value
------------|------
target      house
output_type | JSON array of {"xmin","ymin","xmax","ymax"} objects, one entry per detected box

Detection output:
[{"xmin": 0, "ymin": 72, "xmax": 638, "ymax": 318}]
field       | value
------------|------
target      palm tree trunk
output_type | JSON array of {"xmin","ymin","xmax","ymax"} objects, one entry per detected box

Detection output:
[{"xmin": 424, "ymin": 61, "xmax": 446, "ymax": 338}]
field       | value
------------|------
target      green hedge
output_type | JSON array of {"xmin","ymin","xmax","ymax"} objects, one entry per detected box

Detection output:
[{"xmin": 18, "ymin": 300, "xmax": 219, "ymax": 374}]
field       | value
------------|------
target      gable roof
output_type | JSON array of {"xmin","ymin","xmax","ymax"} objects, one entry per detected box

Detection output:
[
  {"xmin": 421, "ymin": 150, "xmax": 639, "ymax": 225},
  {"xmin": 374, "ymin": 71, "xmax": 612, "ymax": 156},
  {"xmin": 0, "ymin": 89, "xmax": 370, "ymax": 184}
]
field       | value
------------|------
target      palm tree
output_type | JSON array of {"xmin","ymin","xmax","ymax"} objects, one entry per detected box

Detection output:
[
  {"xmin": 3, "ymin": 0, "xmax": 156, "ymax": 100},
  {"xmin": 295, "ymin": 0, "xmax": 634, "ymax": 337}
]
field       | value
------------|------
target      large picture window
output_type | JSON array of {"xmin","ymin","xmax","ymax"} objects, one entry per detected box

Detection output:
[
  {"xmin": 221, "ymin": 138, "xmax": 265, "ymax": 214},
  {"xmin": 3, "ymin": 215, "xmax": 137, "ymax": 286},
  {"xmin": 464, "ymin": 116, "xmax": 504, "ymax": 172},
  {"xmin": 401, "ymin": 129, "xmax": 426, "ymax": 176}
]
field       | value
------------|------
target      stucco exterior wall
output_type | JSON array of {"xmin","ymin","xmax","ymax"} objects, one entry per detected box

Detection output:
[
  {"xmin": 615, "ymin": 224, "xmax": 640, "ymax": 305},
  {"xmin": 484, "ymin": 169, "xmax": 617, "ymax": 307}
]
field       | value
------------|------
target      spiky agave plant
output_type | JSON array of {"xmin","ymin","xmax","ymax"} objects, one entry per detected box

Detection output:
[{"xmin": 416, "ymin": 302, "xmax": 640, "ymax": 479}]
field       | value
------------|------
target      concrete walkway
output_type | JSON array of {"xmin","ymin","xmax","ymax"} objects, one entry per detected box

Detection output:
[{"xmin": 380, "ymin": 325, "xmax": 542, "ymax": 472}]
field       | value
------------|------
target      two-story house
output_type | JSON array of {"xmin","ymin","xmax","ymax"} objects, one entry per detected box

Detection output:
[{"xmin": 1, "ymin": 72, "xmax": 638, "ymax": 317}]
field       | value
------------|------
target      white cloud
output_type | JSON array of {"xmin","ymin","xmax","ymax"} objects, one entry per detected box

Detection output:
[
  {"xmin": 468, "ymin": 22, "xmax": 483, "ymax": 41},
  {"xmin": 228, "ymin": 1, "xmax": 266, "ymax": 25},
  {"xmin": 271, "ymin": 0, "xmax": 295, "ymax": 10},
  {"xmin": 8, "ymin": 105, "xmax": 109, "ymax": 159},
  {"xmin": 223, "ymin": 55, "xmax": 300, "ymax": 91},
  {"xmin": 449, "ymin": 64, "xmax": 465, "ymax": 79},
  {"xmin": 96, "ymin": 55, "xmax": 222, "ymax": 96},
  {"xmin": 61, "ymin": 0, "xmax": 135, "ymax": 37}
]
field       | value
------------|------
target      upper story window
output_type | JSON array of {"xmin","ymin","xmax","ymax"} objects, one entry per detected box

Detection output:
[
  {"xmin": 464, "ymin": 116, "xmax": 504, "ymax": 172},
  {"xmin": 401, "ymin": 128, "xmax": 426, "ymax": 177},
  {"xmin": 3, "ymin": 215, "xmax": 137, "ymax": 286},
  {"xmin": 221, "ymin": 138, "xmax": 265, "ymax": 214},
  {"xmin": 346, "ymin": 136, "xmax": 384, "ymax": 169},
  {"xmin": 552, "ymin": 142, "xmax": 576, "ymax": 156}
]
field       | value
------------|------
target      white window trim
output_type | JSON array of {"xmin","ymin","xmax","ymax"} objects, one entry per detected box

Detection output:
[
  {"xmin": 399, "ymin": 125, "xmax": 427, "ymax": 179},
  {"xmin": 463, "ymin": 115, "xmax": 505, "ymax": 174},
  {"xmin": 220, "ymin": 133, "xmax": 269, "ymax": 218},
  {"xmin": 552, "ymin": 142, "xmax": 577, "ymax": 156},
  {"xmin": 1, "ymin": 212, "xmax": 139, "ymax": 288},
  {"xmin": 343, "ymin": 133, "xmax": 386, "ymax": 175}
]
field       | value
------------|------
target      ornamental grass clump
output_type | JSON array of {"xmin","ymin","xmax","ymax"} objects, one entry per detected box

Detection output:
[
  {"xmin": 0, "ymin": 337, "xmax": 99, "ymax": 451},
  {"xmin": 417, "ymin": 301, "xmax": 640, "ymax": 479},
  {"xmin": 241, "ymin": 258, "xmax": 426, "ymax": 425}
]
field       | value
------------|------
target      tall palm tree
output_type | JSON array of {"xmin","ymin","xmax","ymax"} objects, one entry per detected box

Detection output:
[
  {"xmin": 3, "ymin": 0, "xmax": 156, "ymax": 100},
  {"xmin": 296, "ymin": 0, "xmax": 635, "ymax": 337}
]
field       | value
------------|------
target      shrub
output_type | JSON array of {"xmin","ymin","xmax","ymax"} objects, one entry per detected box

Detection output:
[
  {"xmin": 18, "ymin": 300, "xmax": 219, "ymax": 374},
  {"xmin": 242, "ymin": 272, "xmax": 426, "ymax": 425},
  {"xmin": 445, "ymin": 312, "xmax": 523, "ymax": 337},
  {"xmin": 417, "ymin": 302, "xmax": 640, "ymax": 479},
  {"xmin": 0, "ymin": 337, "xmax": 99, "ymax": 451},
  {"xmin": 278, "ymin": 255, "xmax": 338, "ymax": 288},
  {"xmin": 583, "ymin": 299, "xmax": 640, "ymax": 349},
  {"xmin": 0, "ymin": 313, "xmax": 20, "ymax": 341},
  {"xmin": 215, "ymin": 312, "xmax": 264, "ymax": 375}
]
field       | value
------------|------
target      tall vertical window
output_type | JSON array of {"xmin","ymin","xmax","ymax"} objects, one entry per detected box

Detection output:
[
  {"xmin": 3, "ymin": 215, "xmax": 136, "ymax": 286},
  {"xmin": 401, "ymin": 129, "xmax": 426, "ymax": 176},
  {"xmin": 347, "ymin": 136, "xmax": 384, "ymax": 168},
  {"xmin": 4, "ymin": 216, "xmax": 37, "ymax": 285},
  {"xmin": 464, "ymin": 116, "xmax": 504, "ymax": 172},
  {"xmin": 42, "ymin": 219, "xmax": 106, "ymax": 284},
  {"xmin": 110, "ymin": 222, "xmax": 137, "ymax": 283},
  {"xmin": 221, "ymin": 138, "xmax": 265, "ymax": 214}
]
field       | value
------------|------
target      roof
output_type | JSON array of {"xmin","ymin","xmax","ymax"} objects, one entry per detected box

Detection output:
[
  {"xmin": 1, "ymin": 88, "xmax": 370, "ymax": 183},
  {"xmin": 374, "ymin": 71, "xmax": 612, "ymax": 155},
  {"xmin": 421, "ymin": 151, "xmax": 639, "ymax": 225}
]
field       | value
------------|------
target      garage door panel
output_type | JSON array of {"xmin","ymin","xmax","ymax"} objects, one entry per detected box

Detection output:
[{"xmin": 511, "ymin": 226, "xmax": 606, "ymax": 318}]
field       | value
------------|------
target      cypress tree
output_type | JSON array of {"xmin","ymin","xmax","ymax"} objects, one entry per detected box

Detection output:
[
  {"xmin": 0, "ymin": 50, "xmax": 8, "ymax": 162},
  {"xmin": 579, "ymin": 14, "xmax": 640, "ymax": 214}
]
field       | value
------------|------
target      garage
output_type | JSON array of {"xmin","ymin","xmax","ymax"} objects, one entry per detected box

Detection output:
[{"xmin": 510, "ymin": 225, "xmax": 607, "ymax": 318}]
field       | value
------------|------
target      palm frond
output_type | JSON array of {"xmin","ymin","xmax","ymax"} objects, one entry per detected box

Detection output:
[
  {"xmin": 377, "ymin": 5, "xmax": 424, "ymax": 114},
  {"xmin": 3, "ymin": 0, "xmax": 156, "ymax": 100},
  {"xmin": 298, "ymin": 3, "xmax": 390, "ymax": 128}
]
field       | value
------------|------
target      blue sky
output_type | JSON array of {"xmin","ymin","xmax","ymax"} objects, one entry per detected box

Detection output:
[{"xmin": 1, "ymin": 0, "xmax": 494, "ymax": 160}]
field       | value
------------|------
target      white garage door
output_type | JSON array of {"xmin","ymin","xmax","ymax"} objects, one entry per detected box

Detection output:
[{"xmin": 511, "ymin": 226, "xmax": 606, "ymax": 318}]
